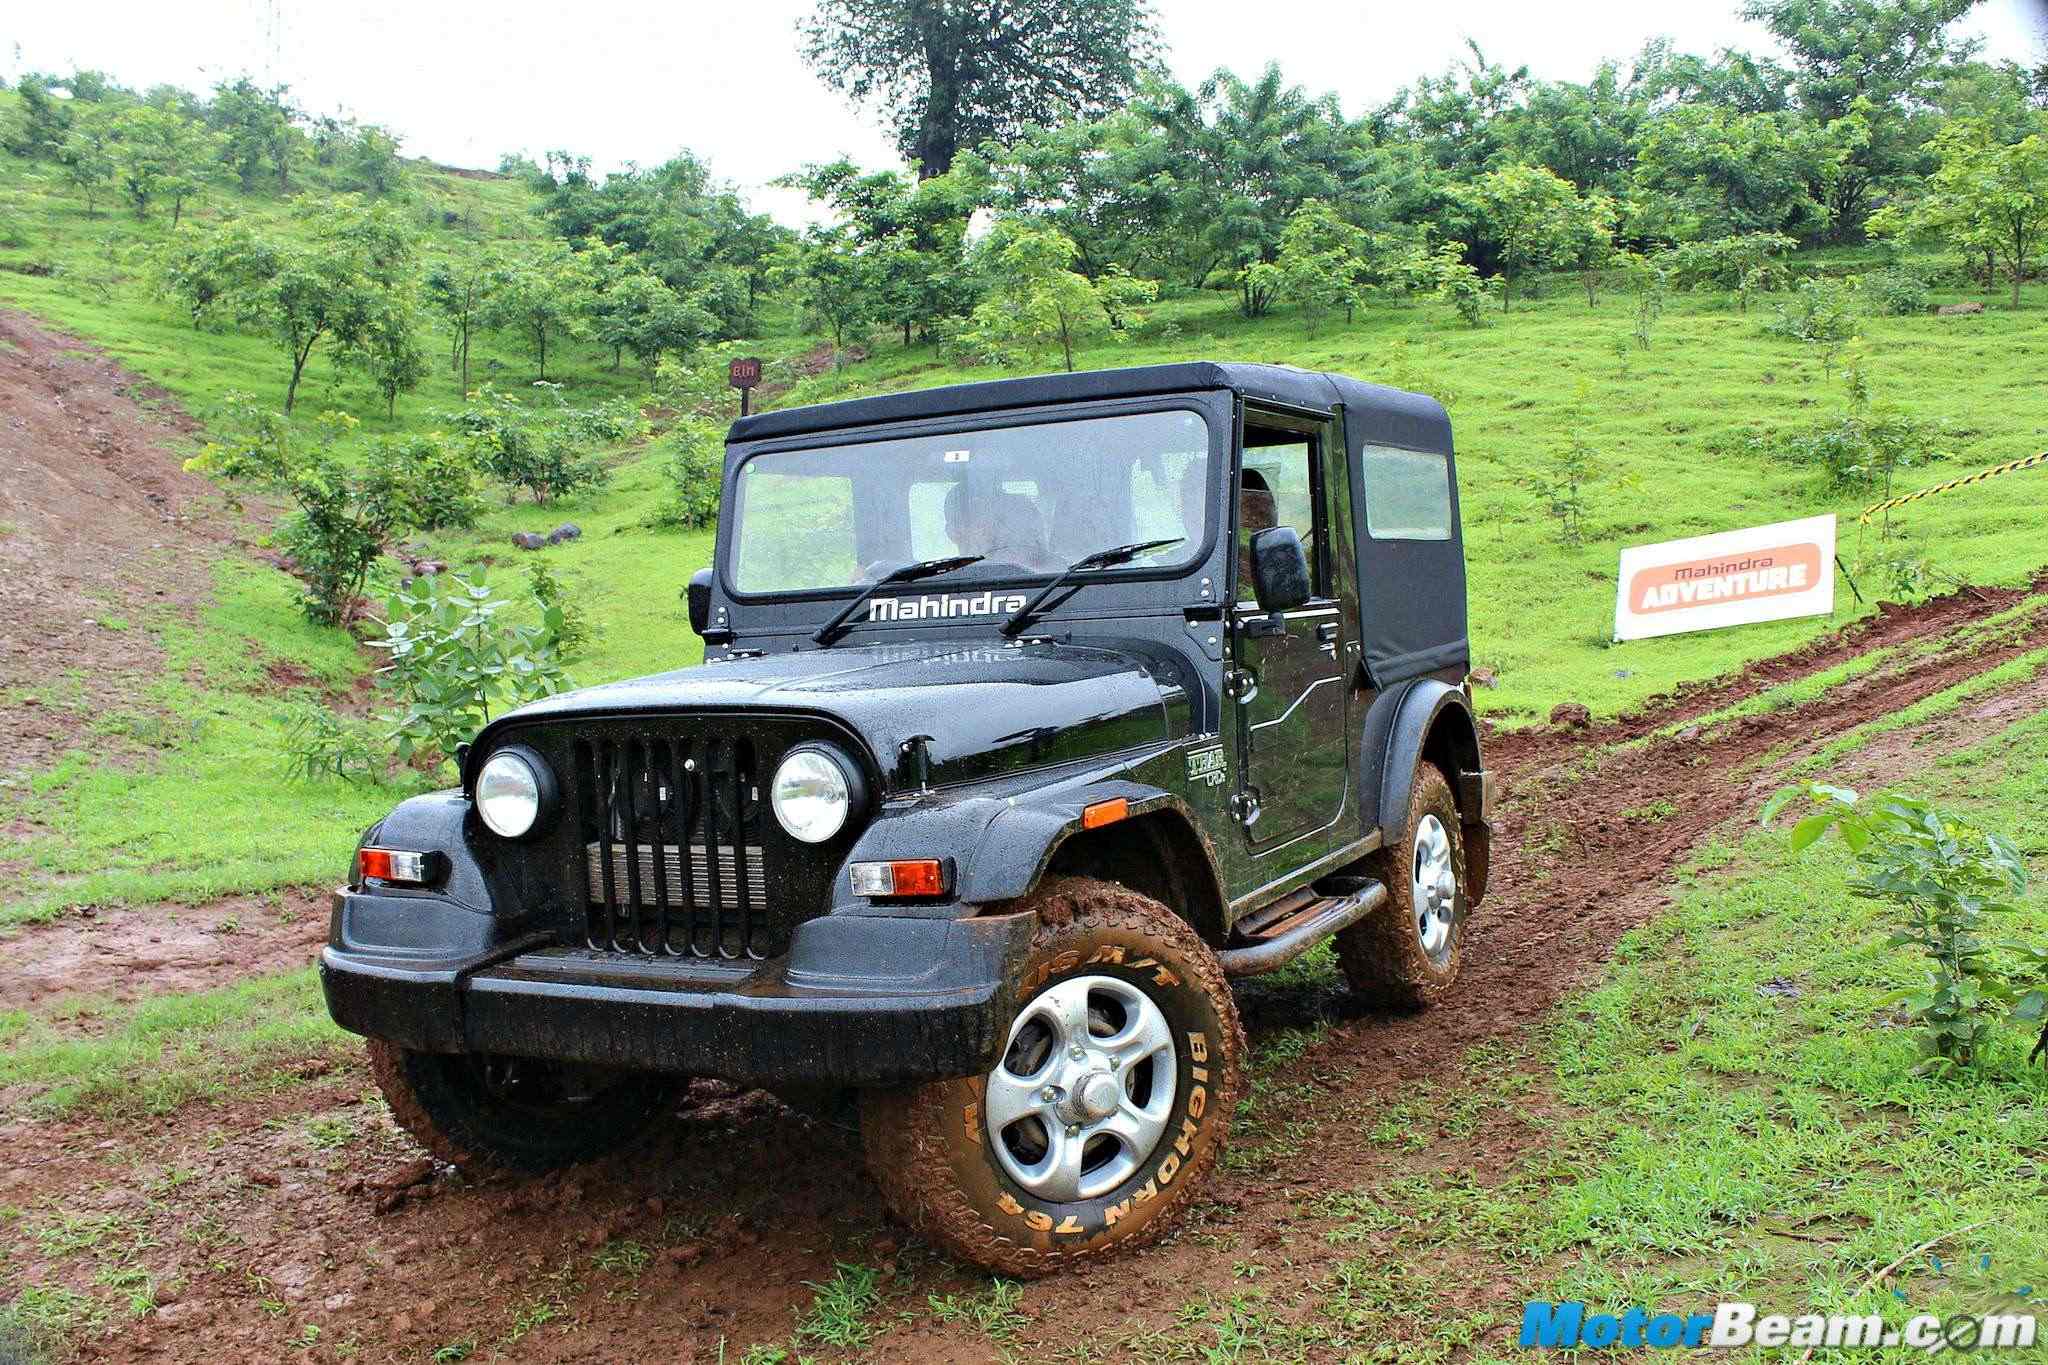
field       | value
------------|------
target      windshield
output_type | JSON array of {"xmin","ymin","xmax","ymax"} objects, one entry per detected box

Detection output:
[{"xmin": 728, "ymin": 409, "xmax": 1212, "ymax": 595}]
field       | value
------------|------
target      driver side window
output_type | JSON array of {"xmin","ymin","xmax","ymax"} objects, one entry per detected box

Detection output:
[{"xmin": 1237, "ymin": 422, "xmax": 1324, "ymax": 605}]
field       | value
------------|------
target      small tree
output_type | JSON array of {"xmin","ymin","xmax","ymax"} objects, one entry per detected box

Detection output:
[
  {"xmin": 1412, "ymin": 241, "xmax": 1500, "ymax": 328},
  {"xmin": 355, "ymin": 300, "xmax": 428, "ymax": 418},
  {"xmin": 1614, "ymin": 252, "xmax": 1669, "ymax": 349},
  {"xmin": 1455, "ymin": 164, "xmax": 1599, "ymax": 310},
  {"xmin": 1872, "ymin": 120, "xmax": 2047, "ymax": 310},
  {"xmin": 297, "ymin": 203, "xmax": 419, "ymax": 411},
  {"xmin": 1658, "ymin": 233, "xmax": 1798, "ymax": 308},
  {"xmin": 345, "ymin": 123, "xmax": 405, "ymax": 195},
  {"xmin": 650, "ymin": 419, "xmax": 725, "ymax": 530},
  {"xmin": 484, "ymin": 239, "xmax": 594, "ymax": 382},
  {"xmin": 363, "ymin": 432, "xmax": 484, "ymax": 531},
  {"xmin": 3, "ymin": 74, "xmax": 74, "ymax": 159},
  {"xmin": 774, "ymin": 228, "xmax": 881, "ymax": 368},
  {"xmin": 208, "ymin": 78, "xmax": 302, "ymax": 192},
  {"xmin": 1271, "ymin": 199, "xmax": 1372, "ymax": 332},
  {"xmin": 159, "ymin": 220, "xmax": 274, "ymax": 330},
  {"xmin": 424, "ymin": 255, "xmax": 494, "ymax": 394},
  {"xmin": 966, "ymin": 219, "xmax": 1155, "ymax": 371},
  {"xmin": 1557, "ymin": 192, "xmax": 1620, "ymax": 307},
  {"xmin": 58, "ymin": 106, "xmax": 119, "ymax": 217},
  {"xmin": 186, "ymin": 396, "xmax": 417, "ymax": 625},
  {"xmin": 1767, "ymin": 782, "xmax": 2043, "ymax": 1074},
  {"xmin": 590, "ymin": 269, "xmax": 715, "ymax": 378},
  {"xmin": 112, "ymin": 105, "xmax": 223, "ymax": 224}
]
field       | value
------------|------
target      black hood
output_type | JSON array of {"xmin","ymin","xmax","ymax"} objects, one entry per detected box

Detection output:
[{"xmin": 473, "ymin": 639, "xmax": 1193, "ymax": 792}]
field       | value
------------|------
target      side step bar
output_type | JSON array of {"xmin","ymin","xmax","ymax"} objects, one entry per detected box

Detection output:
[{"xmin": 1217, "ymin": 880, "xmax": 1389, "ymax": 978}]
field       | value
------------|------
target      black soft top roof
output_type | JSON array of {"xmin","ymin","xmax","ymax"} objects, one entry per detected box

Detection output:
[{"xmin": 727, "ymin": 361, "xmax": 1451, "ymax": 454}]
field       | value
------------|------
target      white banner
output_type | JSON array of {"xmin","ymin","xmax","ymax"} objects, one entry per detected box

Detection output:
[{"xmin": 1614, "ymin": 514, "xmax": 1837, "ymax": 642}]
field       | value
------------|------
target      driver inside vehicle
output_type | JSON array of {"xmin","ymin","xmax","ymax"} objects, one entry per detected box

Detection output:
[{"xmin": 943, "ymin": 482, "xmax": 1053, "ymax": 569}]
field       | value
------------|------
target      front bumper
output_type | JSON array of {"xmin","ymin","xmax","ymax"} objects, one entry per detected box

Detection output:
[{"xmin": 322, "ymin": 888, "xmax": 1033, "ymax": 1088}]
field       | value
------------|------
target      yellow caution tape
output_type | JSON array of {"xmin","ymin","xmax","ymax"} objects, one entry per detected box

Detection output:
[{"xmin": 1859, "ymin": 450, "xmax": 2048, "ymax": 524}]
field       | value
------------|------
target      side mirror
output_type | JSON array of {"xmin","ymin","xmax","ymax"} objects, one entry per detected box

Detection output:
[
  {"xmin": 1249, "ymin": 527, "xmax": 1311, "ymax": 612},
  {"xmin": 686, "ymin": 567, "xmax": 715, "ymax": 637}
]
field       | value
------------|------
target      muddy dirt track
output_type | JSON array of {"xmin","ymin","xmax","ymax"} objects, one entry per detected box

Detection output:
[
  {"xmin": 2, "ymin": 316, "xmax": 2045, "ymax": 1361},
  {"xmin": 1, "ymin": 579, "xmax": 2038, "ymax": 1363}
]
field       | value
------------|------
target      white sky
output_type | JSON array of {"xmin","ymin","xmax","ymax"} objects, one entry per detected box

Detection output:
[{"xmin": 6, "ymin": 0, "xmax": 2045, "ymax": 225}]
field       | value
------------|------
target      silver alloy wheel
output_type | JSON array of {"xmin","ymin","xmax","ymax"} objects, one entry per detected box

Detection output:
[
  {"xmin": 983, "ymin": 974, "xmax": 1178, "ymax": 1202},
  {"xmin": 1412, "ymin": 812, "xmax": 1457, "ymax": 962}
]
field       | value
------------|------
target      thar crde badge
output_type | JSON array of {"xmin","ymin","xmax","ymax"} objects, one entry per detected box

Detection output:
[{"xmin": 1614, "ymin": 514, "xmax": 1836, "ymax": 642}]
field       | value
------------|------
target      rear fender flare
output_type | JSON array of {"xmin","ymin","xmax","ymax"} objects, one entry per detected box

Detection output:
[{"xmin": 1368, "ymin": 680, "xmax": 1490, "ymax": 904}]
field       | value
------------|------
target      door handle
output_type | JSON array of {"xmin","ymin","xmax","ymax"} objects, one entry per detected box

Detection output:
[
  {"xmin": 1316, "ymin": 621, "xmax": 1340, "ymax": 644},
  {"xmin": 1238, "ymin": 614, "xmax": 1285, "ymax": 638}
]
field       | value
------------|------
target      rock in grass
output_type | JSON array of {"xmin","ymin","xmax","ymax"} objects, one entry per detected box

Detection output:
[
  {"xmin": 1549, "ymin": 701, "xmax": 1592, "ymax": 729},
  {"xmin": 547, "ymin": 522, "xmax": 582, "ymax": 544},
  {"xmin": 511, "ymin": 532, "xmax": 547, "ymax": 550},
  {"xmin": 1936, "ymin": 301, "xmax": 1984, "ymax": 315}
]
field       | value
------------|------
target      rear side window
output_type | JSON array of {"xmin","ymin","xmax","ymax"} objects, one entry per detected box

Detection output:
[{"xmin": 1360, "ymin": 445, "xmax": 1452, "ymax": 541}]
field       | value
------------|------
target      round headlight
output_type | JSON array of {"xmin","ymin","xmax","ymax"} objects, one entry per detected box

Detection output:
[
  {"xmin": 771, "ymin": 747, "xmax": 854, "ymax": 844},
  {"xmin": 476, "ymin": 748, "xmax": 547, "ymax": 838}
]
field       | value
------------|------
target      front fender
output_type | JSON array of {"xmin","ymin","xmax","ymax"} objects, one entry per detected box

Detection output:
[{"xmin": 953, "ymin": 781, "xmax": 1221, "ymax": 906}]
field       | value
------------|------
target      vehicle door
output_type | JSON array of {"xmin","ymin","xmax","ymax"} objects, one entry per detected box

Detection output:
[{"xmin": 1229, "ymin": 406, "xmax": 1350, "ymax": 855}]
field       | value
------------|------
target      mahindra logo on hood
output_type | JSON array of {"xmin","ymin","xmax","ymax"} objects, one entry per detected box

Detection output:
[{"xmin": 868, "ymin": 590, "xmax": 1029, "ymax": 623}]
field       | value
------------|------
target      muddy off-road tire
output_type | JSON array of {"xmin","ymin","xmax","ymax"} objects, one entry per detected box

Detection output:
[
  {"xmin": 1335, "ymin": 762, "xmax": 1467, "ymax": 1009},
  {"xmin": 367, "ymin": 1040, "xmax": 677, "ymax": 1173},
  {"xmin": 861, "ymin": 877, "xmax": 1245, "ymax": 1277}
]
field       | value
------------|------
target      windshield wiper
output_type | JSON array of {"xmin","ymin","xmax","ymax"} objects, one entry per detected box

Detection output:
[
  {"xmin": 1000, "ymin": 538, "xmax": 1183, "ymax": 639},
  {"xmin": 813, "ymin": 554, "xmax": 985, "ymax": 646}
]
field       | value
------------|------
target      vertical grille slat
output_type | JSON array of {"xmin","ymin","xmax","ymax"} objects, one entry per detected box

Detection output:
[
  {"xmin": 667, "ymin": 739, "xmax": 692, "ymax": 957},
  {"xmin": 730, "ymin": 748, "xmax": 753, "ymax": 959},
  {"xmin": 574, "ymin": 727, "xmax": 787, "ymax": 961},
  {"xmin": 581, "ymin": 740, "xmax": 617, "ymax": 952},
  {"xmin": 703, "ymin": 739, "xmax": 729, "ymax": 957},
  {"xmin": 620, "ymin": 739, "xmax": 646, "ymax": 952},
  {"xmin": 647, "ymin": 739, "xmax": 674, "ymax": 956}
]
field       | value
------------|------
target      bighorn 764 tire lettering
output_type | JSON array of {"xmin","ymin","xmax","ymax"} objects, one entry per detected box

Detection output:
[
  {"xmin": 323, "ymin": 362, "xmax": 1493, "ymax": 1275},
  {"xmin": 861, "ymin": 877, "xmax": 1245, "ymax": 1276}
]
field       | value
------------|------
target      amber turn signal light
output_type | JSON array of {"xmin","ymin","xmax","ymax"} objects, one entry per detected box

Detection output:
[
  {"xmin": 849, "ymin": 859, "xmax": 948, "ymax": 898},
  {"xmin": 1081, "ymin": 797, "xmax": 1129, "ymax": 830}
]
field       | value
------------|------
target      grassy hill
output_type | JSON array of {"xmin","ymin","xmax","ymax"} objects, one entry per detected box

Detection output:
[{"xmin": 2, "ymin": 123, "xmax": 2045, "ymax": 925}]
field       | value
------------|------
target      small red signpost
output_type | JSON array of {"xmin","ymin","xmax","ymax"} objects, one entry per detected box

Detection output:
[{"xmin": 729, "ymin": 356, "xmax": 763, "ymax": 416}]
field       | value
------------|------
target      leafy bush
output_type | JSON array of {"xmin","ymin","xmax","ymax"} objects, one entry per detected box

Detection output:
[
  {"xmin": 1658, "ymin": 232, "xmax": 1796, "ymax": 301},
  {"xmin": 524, "ymin": 560, "xmax": 595, "ymax": 659},
  {"xmin": 363, "ymin": 432, "xmax": 485, "ymax": 531},
  {"xmin": 550, "ymin": 392, "xmax": 647, "ymax": 446},
  {"xmin": 1767, "ymin": 783, "xmax": 2045, "ymax": 1074},
  {"xmin": 444, "ymin": 386, "xmax": 612, "ymax": 506},
  {"xmin": 368, "ymin": 569, "xmax": 576, "ymax": 766},
  {"xmin": 648, "ymin": 419, "xmax": 723, "ymax": 530},
  {"xmin": 278, "ymin": 704, "xmax": 382, "ymax": 782},
  {"xmin": 1413, "ymin": 242, "xmax": 1498, "ymax": 327},
  {"xmin": 1763, "ymin": 277, "xmax": 1858, "ymax": 343},
  {"xmin": 187, "ymin": 395, "xmax": 412, "ymax": 625},
  {"xmin": 1858, "ymin": 266, "xmax": 1930, "ymax": 316},
  {"xmin": 1712, "ymin": 407, "xmax": 1938, "ymax": 491}
]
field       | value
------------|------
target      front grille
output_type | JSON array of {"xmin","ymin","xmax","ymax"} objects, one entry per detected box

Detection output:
[{"xmin": 573, "ymin": 734, "xmax": 779, "ymax": 960}]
